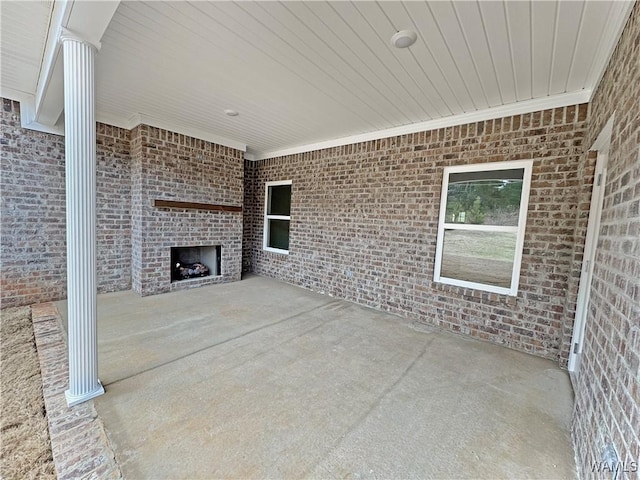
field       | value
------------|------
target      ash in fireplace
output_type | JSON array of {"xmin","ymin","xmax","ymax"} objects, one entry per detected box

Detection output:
[{"xmin": 173, "ymin": 261, "xmax": 210, "ymax": 281}]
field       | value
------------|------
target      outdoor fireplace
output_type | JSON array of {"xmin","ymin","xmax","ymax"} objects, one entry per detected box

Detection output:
[{"xmin": 170, "ymin": 245, "xmax": 221, "ymax": 282}]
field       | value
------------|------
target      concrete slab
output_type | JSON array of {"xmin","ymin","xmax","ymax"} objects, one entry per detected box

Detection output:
[{"xmin": 57, "ymin": 274, "xmax": 575, "ymax": 478}]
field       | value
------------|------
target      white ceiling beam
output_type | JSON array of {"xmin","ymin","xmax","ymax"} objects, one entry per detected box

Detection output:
[
  {"xmin": 21, "ymin": 0, "xmax": 120, "ymax": 133},
  {"xmin": 30, "ymin": 0, "xmax": 72, "ymax": 128}
]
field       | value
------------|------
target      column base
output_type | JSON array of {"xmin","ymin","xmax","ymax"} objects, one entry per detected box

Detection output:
[{"xmin": 65, "ymin": 380, "xmax": 105, "ymax": 407}]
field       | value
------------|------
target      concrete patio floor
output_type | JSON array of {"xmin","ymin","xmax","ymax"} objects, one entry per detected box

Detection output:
[{"xmin": 57, "ymin": 274, "xmax": 575, "ymax": 479}]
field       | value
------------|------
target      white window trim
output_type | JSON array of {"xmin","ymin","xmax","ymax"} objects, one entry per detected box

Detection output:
[
  {"xmin": 433, "ymin": 159, "xmax": 533, "ymax": 296},
  {"xmin": 263, "ymin": 180, "xmax": 292, "ymax": 255}
]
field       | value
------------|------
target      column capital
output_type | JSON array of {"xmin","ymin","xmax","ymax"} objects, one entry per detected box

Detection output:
[{"xmin": 59, "ymin": 27, "xmax": 101, "ymax": 51}]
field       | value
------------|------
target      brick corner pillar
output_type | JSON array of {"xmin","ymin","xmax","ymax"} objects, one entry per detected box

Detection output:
[{"xmin": 60, "ymin": 27, "xmax": 104, "ymax": 407}]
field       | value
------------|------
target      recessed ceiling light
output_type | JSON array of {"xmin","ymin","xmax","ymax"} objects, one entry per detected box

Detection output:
[
  {"xmin": 224, "ymin": 109, "xmax": 239, "ymax": 117},
  {"xmin": 390, "ymin": 30, "xmax": 417, "ymax": 49}
]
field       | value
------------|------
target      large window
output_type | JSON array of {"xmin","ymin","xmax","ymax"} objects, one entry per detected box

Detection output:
[
  {"xmin": 263, "ymin": 180, "xmax": 292, "ymax": 254},
  {"xmin": 433, "ymin": 160, "xmax": 533, "ymax": 296}
]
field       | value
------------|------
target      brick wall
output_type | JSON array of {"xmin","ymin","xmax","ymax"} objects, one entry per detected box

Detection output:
[
  {"xmin": 96, "ymin": 123, "xmax": 132, "ymax": 294},
  {"xmin": 130, "ymin": 126, "xmax": 144, "ymax": 295},
  {"xmin": 130, "ymin": 124, "xmax": 244, "ymax": 296},
  {"xmin": 1, "ymin": 99, "xmax": 131, "ymax": 307},
  {"xmin": 244, "ymin": 104, "xmax": 588, "ymax": 362},
  {"xmin": 560, "ymin": 149, "xmax": 597, "ymax": 369},
  {"xmin": 572, "ymin": 2, "xmax": 640, "ymax": 478},
  {"xmin": 1, "ymin": 101, "xmax": 243, "ymax": 305},
  {"xmin": 242, "ymin": 159, "xmax": 256, "ymax": 273}
]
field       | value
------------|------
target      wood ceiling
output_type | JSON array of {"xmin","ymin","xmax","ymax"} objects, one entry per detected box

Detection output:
[{"xmin": 0, "ymin": 1, "xmax": 635, "ymax": 159}]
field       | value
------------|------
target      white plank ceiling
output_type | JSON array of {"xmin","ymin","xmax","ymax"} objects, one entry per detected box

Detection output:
[
  {"xmin": 0, "ymin": 1, "xmax": 53, "ymax": 97},
  {"xmin": 0, "ymin": 1, "xmax": 635, "ymax": 159}
]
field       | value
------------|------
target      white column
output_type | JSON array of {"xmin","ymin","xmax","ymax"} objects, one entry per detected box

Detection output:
[{"xmin": 60, "ymin": 28, "xmax": 104, "ymax": 407}]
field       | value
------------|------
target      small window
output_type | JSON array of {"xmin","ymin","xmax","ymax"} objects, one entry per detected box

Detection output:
[
  {"xmin": 263, "ymin": 180, "xmax": 292, "ymax": 254},
  {"xmin": 433, "ymin": 160, "xmax": 533, "ymax": 296}
]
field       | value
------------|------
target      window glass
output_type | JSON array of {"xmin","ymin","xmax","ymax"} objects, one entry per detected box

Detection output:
[
  {"xmin": 268, "ymin": 185, "xmax": 291, "ymax": 216},
  {"xmin": 268, "ymin": 219, "xmax": 290, "ymax": 251},
  {"xmin": 445, "ymin": 169, "xmax": 524, "ymax": 226},
  {"xmin": 440, "ymin": 230, "xmax": 516, "ymax": 288}
]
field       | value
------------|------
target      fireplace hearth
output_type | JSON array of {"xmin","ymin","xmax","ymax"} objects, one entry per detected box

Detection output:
[{"xmin": 171, "ymin": 245, "xmax": 221, "ymax": 282}]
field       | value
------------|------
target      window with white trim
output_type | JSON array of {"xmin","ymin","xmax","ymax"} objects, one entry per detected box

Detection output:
[
  {"xmin": 263, "ymin": 180, "xmax": 292, "ymax": 254},
  {"xmin": 433, "ymin": 160, "xmax": 533, "ymax": 296}
]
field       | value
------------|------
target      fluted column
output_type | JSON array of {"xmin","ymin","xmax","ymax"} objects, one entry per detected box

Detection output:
[{"xmin": 60, "ymin": 28, "xmax": 104, "ymax": 407}]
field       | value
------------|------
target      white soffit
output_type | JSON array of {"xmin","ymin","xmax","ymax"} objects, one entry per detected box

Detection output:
[
  {"xmin": 0, "ymin": 1, "xmax": 635, "ymax": 158},
  {"xmin": 0, "ymin": 0, "xmax": 120, "ymax": 134},
  {"xmin": 0, "ymin": 1, "xmax": 53, "ymax": 102}
]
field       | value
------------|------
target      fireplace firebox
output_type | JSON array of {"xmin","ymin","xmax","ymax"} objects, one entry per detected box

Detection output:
[{"xmin": 171, "ymin": 245, "xmax": 221, "ymax": 282}]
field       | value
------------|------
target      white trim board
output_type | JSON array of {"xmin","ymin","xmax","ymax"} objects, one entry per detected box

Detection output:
[
  {"xmin": 247, "ymin": 90, "xmax": 591, "ymax": 161},
  {"xmin": 93, "ymin": 112, "xmax": 247, "ymax": 153},
  {"xmin": 1, "ymin": 87, "xmax": 34, "ymax": 106},
  {"xmin": 6, "ymin": 88, "xmax": 589, "ymax": 159},
  {"xmin": 568, "ymin": 112, "xmax": 615, "ymax": 373},
  {"xmin": 585, "ymin": 1, "xmax": 636, "ymax": 106},
  {"xmin": 124, "ymin": 113, "xmax": 247, "ymax": 153},
  {"xmin": 94, "ymin": 112, "xmax": 247, "ymax": 152}
]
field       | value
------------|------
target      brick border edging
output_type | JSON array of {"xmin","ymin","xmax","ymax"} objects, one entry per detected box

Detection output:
[{"xmin": 31, "ymin": 303, "xmax": 123, "ymax": 480}]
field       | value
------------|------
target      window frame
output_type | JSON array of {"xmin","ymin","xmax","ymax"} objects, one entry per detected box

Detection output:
[
  {"xmin": 263, "ymin": 180, "xmax": 292, "ymax": 255},
  {"xmin": 433, "ymin": 159, "xmax": 533, "ymax": 296}
]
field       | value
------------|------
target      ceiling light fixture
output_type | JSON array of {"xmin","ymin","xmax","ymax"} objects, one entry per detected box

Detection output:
[
  {"xmin": 224, "ymin": 109, "xmax": 239, "ymax": 117},
  {"xmin": 390, "ymin": 30, "xmax": 417, "ymax": 49}
]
